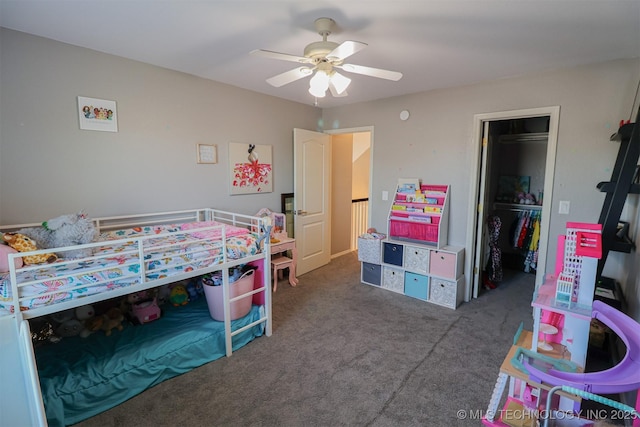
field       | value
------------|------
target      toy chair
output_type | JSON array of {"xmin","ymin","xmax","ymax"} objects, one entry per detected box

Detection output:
[{"xmin": 271, "ymin": 254, "xmax": 294, "ymax": 292}]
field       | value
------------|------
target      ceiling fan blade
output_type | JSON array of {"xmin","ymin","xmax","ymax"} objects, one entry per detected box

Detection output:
[
  {"xmin": 338, "ymin": 63, "xmax": 403, "ymax": 81},
  {"xmin": 250, "ymin": 49, "xmax": 311, "ymax": 64},
  {"xmin": 266, "ymin": 67, "xmax": 314, "ymax": 87},
  {"xmin": 329, "ymin": 80, "xmax": 348, "ymax": 98},
  {"xmin": 326, "ymin": 41, "xmax": 367, "ymax": 61}
]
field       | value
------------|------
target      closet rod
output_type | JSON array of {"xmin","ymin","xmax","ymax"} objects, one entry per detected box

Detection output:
[{"xmin": 493, "ymin": 202, "xmax": 542, "ymax": 213}]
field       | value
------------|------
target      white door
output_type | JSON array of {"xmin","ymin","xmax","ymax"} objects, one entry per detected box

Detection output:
[
  {"xmin": 472, "ymin": 122, "xmax": 491, "ymax": 298},
  {"xmin": 293, "ymin": 128, "xmax": 331, "ymax": 276}
]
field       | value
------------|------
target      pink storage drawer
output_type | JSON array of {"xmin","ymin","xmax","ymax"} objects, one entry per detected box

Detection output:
[{"xmin": 429, "ymin": 250, "xmax": 459, "ymax": 279}]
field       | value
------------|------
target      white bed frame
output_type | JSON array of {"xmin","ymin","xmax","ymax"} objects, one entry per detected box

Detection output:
[{"xmin": 0, "ymin": 208, "xmax": 272, "ymax": 426}]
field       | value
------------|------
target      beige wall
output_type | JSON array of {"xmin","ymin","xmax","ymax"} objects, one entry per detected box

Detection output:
[
  {"xmin": 331, "ymin": 133, "xmax": 353, "ymax": 255},
  {"xmin": 0, "ymin": 28, "xmax": 320, "ymax": 223},
  {"xmin": 321, "ymin": 58, "xmax": 640, "ymax": 319},
  {"xmin": 2, "ymin": 28, "xmax": 639, "ymax": 318}
]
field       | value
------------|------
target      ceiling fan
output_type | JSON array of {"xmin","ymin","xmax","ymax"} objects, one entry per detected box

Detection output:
[{"xmin": 250, "ymin": 17, "xmax": 403, "ymax": 98}]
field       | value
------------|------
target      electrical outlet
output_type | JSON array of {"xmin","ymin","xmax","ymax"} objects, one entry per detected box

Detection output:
[
  {"xmin": 559, "ymin": 200, "xmax": 570, "ymax": 215},
  {"xmin": 382, "ymin": 191, "xmax": 389, "ymax": 201}
]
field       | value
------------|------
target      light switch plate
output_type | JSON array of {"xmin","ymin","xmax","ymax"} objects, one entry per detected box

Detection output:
[
  {"xmin": 382, "ymin": 191, "xmax": 389, "ymax": 201},
  {"xmin": 559, "ymin": 200, "xmax": 570, "ymax": 215}
]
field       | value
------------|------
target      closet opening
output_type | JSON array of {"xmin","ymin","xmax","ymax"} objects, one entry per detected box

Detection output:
[
  {"xmin": 482, "ymin": 117, "xmax": 549, "ymax": 293},
  {"xmin": 466, "ymin": 106, "xmax": 560, "ymax": 300}
]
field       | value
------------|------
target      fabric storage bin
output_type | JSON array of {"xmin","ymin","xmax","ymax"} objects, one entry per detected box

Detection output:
[
  {"xmin": 389, "ymin": 217, "xmax": 439, "ymax": 243},
  {"xmin": 429, "ymin": 249, "xmax": 461, "ymax": 279},
  {"xmin": 361, "ymin": 262, "xmax": 382, "ymax": 286},
  {"xmin": 383, "ymin": 241, "xmax": 404, "ymax": 266},
  {"xmin": 357, "ymin": 235, "xmax": 385, "ymax": 264},
  {"xmin": 382, "ymin": 266, "xmax": 404, "ymax": 293},
  {"xmin": 404, "ymin": 272, "xmax": 429, "ymax": 301},
  {"xmin": 429, "ymin": 277, "xmax": 463, "ymax": 309},
  {"xmin": 403, "ymin": 245, "xmax": 430, "ymax": 274}
]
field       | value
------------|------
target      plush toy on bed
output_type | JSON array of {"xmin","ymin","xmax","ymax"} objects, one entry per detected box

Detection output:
[
  {"xmin": 75, "ymin": 304, "xmax": 98, "ymax": 338},
  {"xmin": 169, "ymin": 284, "xmax": 189, "ymax": 306},
  {"xmin": 86, "ymin": 307, "xmax": 124, "ymax": 336},
  {"xmin": 17, "ymin": 211, "xmax": 97, "ymax": 259},
  {"xmin": 186, "ymin": 278, "xmax": 204, "ymax": 301},
  {"xmin": 2, "ymin": 232, "xmax": 58, "ymax": 265}
]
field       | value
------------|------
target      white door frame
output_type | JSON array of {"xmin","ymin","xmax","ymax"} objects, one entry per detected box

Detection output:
[{"xmin": 464, "ymin": 106, "xmax": 560, "ymax": 300}]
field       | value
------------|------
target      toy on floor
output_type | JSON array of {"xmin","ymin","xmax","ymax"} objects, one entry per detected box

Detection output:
[
  {"xmin": 2, "ymin": 232, "xmax": 58, "ymax": 264},
  {"xmin": 17, "ymin": 211, "xmax": 97, "ymax": 259},
  {"xmin": 525, "ymin": 300, "xmax": 640, "ymax": 427}
]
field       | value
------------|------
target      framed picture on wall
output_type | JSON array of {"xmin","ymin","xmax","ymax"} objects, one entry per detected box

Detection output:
[
  {"xmin": 77, "ymin": 96, "xmax": 118, "ymax": 132},
  {"xmin": 229, "ymin": 142, "xmax": 273, "ymax": 195},
  {"xmin": 197, "ymin": 144, "xmax": 217, "ymax": 164}
]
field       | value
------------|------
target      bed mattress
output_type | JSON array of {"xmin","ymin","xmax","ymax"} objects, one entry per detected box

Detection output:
[
  {"xmin": 0, "ymin": 222, "xmax": 259, "ymax": 315},
  {"xmin": 35, "ymin": 298, "xmax": 264, "ymax": 427}
]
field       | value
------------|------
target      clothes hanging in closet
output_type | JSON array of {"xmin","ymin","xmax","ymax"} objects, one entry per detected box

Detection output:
[
  {"xmin": 509, "ymin": 210, "xmax": 541, "ymax": 272},
  {"xmin": 485, "ymin": 215, "xmax": 503, "ymax": 283}
]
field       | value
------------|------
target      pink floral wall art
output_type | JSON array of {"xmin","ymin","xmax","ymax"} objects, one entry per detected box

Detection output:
[{"xmin": 229, "ymin": 142, "xmax": 273, "ymax": 195}]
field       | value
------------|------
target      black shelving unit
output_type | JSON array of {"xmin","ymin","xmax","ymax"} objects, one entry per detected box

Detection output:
[{"xmin": 596, "ymin": 108, "xmax": 639, "ymax": 280}]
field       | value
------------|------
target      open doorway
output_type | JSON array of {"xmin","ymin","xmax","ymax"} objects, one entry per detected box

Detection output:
[
  {"xmin": 326, "ymin": 127, "xmax": 373, "ymax": 259},
  {"xmin": 465, "ymin": 107, "xmax": 560, "ymax": 300},
  {"xmin": 292, "ymin": 127, "xmax": 373, "ymax": 276},
  {"xmin": 329, "ymin": 130, "xmax": 372, "ymax": 258}
]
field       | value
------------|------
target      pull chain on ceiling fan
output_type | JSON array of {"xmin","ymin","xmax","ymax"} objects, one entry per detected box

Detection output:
[{"xmin": 250, "ymin": 17, "xmax": 402, "ymax": 99}]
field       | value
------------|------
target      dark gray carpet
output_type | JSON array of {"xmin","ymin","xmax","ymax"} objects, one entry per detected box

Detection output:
[{"xmin": 74, "ymin": 252, "xmax": 535, "ymax": 427}]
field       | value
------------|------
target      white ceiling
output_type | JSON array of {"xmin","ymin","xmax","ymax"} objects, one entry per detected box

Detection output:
[{"xmin": 1, "ymin": 1, "xmax": 639, "ymax": 108}]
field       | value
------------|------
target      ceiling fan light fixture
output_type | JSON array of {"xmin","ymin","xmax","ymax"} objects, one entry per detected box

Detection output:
[
  {"xmin": 329, "ymin": 71, "xmax": 351, "ymax": 95},
  {"xmin": 309, "ymin": 70, "xmax": 330, "ymax": 97}
]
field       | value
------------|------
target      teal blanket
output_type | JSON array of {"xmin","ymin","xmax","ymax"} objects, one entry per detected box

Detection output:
[{"xmin": 35, "ymin": 299, "xmax": 264, "ymax": 426}]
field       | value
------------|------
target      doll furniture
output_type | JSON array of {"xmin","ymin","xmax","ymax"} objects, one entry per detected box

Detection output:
[
  {"xmin": 270, "ymin": 235, "xmax": 298, "ymax": 290},
  {"xmin": 256, "ymin": 208, "xmax": 298, "ymax": 290},
  {"xmin": 0, "ymin": 208, "xmax": 273, "ymax": 427}
]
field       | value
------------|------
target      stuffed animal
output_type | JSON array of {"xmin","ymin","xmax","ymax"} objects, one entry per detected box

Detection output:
[
  {"xmin": 75, "ymin": 304, "xmax": 97, "ymax": 338},
  {"xmin": 55, "ymin": 318, "xmax": 83, "ymax": 338},
  {"xmin": 87, "ymin": 307, "xmax": 124, "ymax": 336},
  {"xmin": 186, "ymin": 278, "xmax": 204, "ymax": 301},
  {"xmin": 170, "ymin": 284, "xmax": 189, "ymax": 306},
  {"xmin": 2, "ymin": 233, "xmax": 57, "ymax": 265},
  {"xmin": 18, "ymin": 211, "xmax": 97, "ymax": 259},
  {"xmin": 157, "ymin": 285, "xmax": 171, "ymax": 306}
]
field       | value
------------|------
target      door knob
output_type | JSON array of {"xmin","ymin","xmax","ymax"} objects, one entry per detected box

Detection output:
[{"xmin": 294, "ymin": 210, "xmax": 308, "ymax": 215}]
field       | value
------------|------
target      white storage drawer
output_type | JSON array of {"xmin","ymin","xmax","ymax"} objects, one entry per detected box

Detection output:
[
  {"xmin": 382, "ymin": 266, "xmax": 404, "ymax": 294},
  {"xmin": 403, "ymin": 245, "xmax": 430, "ymax": 275},
  {"xmin": 429, "ymin": 277, "xmax": 464, "ymax": 309},
  {"xmin": 358, "ymin": 237, "xmax": 384, "ymax": 264}
]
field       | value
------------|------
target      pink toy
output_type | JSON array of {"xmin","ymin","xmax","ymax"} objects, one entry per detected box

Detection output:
[{"xmin": 525, "ymin": 300, "xmax": 640, "ymax": 427}]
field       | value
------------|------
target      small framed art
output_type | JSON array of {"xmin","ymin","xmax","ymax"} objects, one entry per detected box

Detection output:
[
  {"xmin": 77, "ymin": 96, "xmax": 118, "ymax": 132},
  {"xmin": 197, "ymin": 144, "xmax": 217, "ymax": 164}
]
